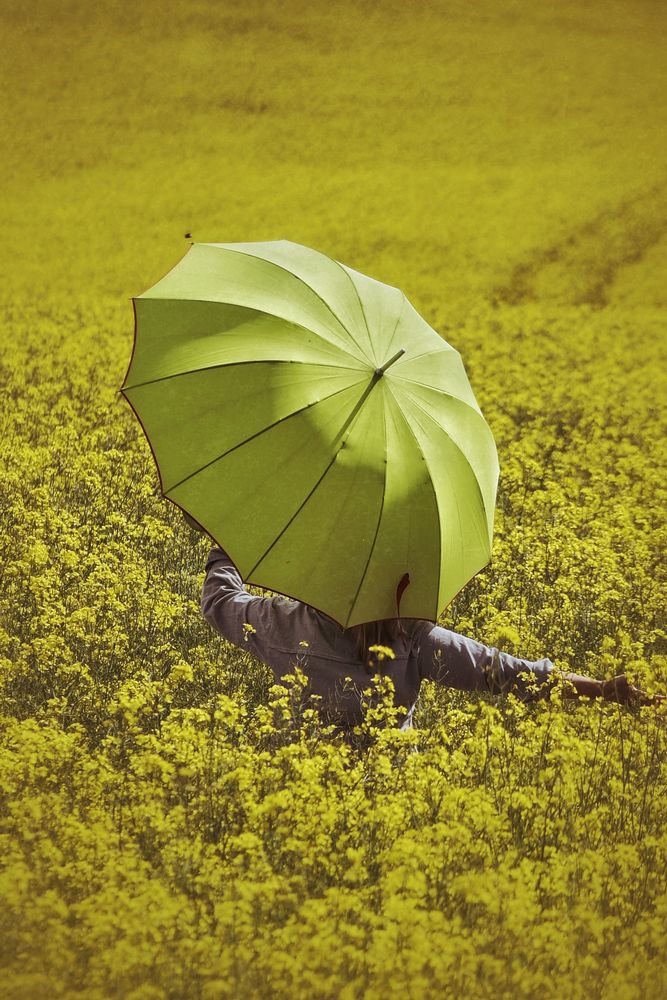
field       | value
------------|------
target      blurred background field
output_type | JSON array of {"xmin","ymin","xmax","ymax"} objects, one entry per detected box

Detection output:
[{"xmin": 1, "ymin": 1, "xmax": 666, "ymax": 997}]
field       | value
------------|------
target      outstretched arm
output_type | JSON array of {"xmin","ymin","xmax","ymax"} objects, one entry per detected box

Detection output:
[
  {"xmin": 416, "ymin": 625, "xmax": 556, "ymax": 701},
  {"xmin": 558, "ymin": 671, "xmax": 664, "ymax": 706},
  {"xmin": 416, "ymin": 625, "xmax": 664, "ymax": 706},
  {"xmin": 200, "ymin": 544, "xmax": 254, "ymax": 645},
  {"xmin": 181, "ymin": 514, "xmax": 259, "ymax": 647},
  {"xmin": 199, "ymin": 543, "xmax": 316, "ymax": 681}
]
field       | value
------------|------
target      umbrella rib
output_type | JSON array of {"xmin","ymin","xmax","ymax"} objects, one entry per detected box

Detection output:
[
  {"xmin": 385, "ymin": 385, "xmax": 442, "ymax": 621},
  {"xmin": 391, "ymin": 385, "xmax": 492, "ymax": 530},
  {"xmin": 123, "ymin": 357, "xmax": 365, "ymax": 392},
  {"xmin": 131, "ymin": 296, "xmax": 368, "ymax": 371},
  {"xmin": 244, "ymin": 374, "xmax": 381, "ymax": 580},
  {"xmin": 162, "ymin": 378, "xmax": 365, "ymax": 496},
  {"xmin": 382, "ymin": 292, "xmax": 409, "ymax": 360},
  {"xmin": 344, "ymin": 401, "xmax": 388, "ymax": 628},
  {"xmin": 245, "ymin": 452, "xmax": 340, "ymax": 580},
  {"xmin": 332, "ymin": 258, "xmax": 375, "ymax": 362},
  {"xmin": 203, "ymin": 244, "xmax": 372, "ymax": 364},
  {"xmin": 390, "ymin": 374, "xmax": 483, "ymax": 416},
  {"xmin": 392, "ymin": 343, "xmax": 458, "ymax": 369}
]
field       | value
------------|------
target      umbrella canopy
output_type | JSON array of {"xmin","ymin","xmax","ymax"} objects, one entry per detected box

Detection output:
[{"xmin": 121, "ymin": 240, "xmax": 498, "ymax": 627}]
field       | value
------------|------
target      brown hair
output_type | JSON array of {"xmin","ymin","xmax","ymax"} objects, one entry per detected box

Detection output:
[{"xmin": 345, "ymin": 619, "xmax": 414, "ymax": 672}]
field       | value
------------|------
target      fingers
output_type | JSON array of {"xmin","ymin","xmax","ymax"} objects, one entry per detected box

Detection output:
[
  {"xmin": 601, "ymin": 675, "xmax": 665, "ymax": 707},
  {"xmin": 628, "ymin": 683, "xmax": 666, "ymax": 707},
  {"xmin": 636, "ymin": 690, "xmax": 666, "ymax": 707}
]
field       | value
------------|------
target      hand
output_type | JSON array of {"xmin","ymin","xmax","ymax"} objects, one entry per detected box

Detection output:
[{"xmin": 601, "ymin": 674, "xmax": 665, "ymax": 707}]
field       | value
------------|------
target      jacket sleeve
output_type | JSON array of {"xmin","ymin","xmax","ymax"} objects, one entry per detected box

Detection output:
[
  {"xmin": 416, "ymin": 624, "xmax": 556, "ymax": 702},
  {"xmin": 200, "ymin": 544, "xmax": 303, "ymax": 673},
  {"xmin": 200, "ymin": 545, "xmax": 251, "ymax": 642}
]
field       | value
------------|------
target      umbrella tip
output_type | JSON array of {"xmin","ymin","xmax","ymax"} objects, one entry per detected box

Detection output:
[{"xmin": 184, "ymin": 231, "xmax": 192, "ymax": 240}]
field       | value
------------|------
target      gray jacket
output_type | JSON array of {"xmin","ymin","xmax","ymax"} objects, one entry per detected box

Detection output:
[{"xmin": 201, "ymin": 546, "xmax": 556, "ymax": 731}]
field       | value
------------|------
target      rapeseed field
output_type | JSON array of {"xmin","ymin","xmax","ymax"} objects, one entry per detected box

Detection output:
[{"xmin": 1, "ymin": 0, "xmax": 666, "ymax": 996}]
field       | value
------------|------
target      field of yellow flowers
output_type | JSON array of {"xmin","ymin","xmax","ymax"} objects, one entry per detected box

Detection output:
[{"xmin": 2, "ymin": 1, "xmax": 667, "ymax": 997}]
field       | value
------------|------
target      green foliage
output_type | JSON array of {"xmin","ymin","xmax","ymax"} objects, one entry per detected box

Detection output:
[{"xmin": 1, "ymin": 0, "xmax": 667, "ymax": 996}]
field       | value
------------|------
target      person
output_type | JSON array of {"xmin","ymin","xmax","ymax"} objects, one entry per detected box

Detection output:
[{"xmin": 187, "ymin": 515, "xmax": 663, "ymax": 735}]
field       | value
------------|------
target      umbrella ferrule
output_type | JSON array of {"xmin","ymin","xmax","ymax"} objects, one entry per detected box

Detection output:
[{"xmin": 374, "ymin": 347, "xmax": 405, "ymax": 379}]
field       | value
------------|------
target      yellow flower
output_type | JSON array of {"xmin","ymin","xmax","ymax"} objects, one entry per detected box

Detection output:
[{"xmin": 368, "ymin": 644, "xmax": 396, "ymax": 661}]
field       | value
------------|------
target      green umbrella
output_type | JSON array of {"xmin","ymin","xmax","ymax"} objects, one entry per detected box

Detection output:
[{"xmin": 121, "ymin": 240, "xmax": 498, "ymax": 627}]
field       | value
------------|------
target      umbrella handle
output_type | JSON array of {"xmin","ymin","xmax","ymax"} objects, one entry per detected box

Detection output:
[{"xmin": 396, "ymin": 572, "xmax": 410, "ymax": 623}]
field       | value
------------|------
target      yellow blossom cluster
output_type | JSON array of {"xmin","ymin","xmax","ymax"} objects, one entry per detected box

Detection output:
[
  {"xmin": 1, "ymin": 298, "xmax": 665, "ymax": 997},
  {"xmin": 2, "ymin": 0, "xmax": 667, "ymax": 995}
]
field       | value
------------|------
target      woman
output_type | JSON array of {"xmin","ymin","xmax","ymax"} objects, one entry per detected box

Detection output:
[{"xmin": 190, "ymin": 516, "xmax": 662, "ymax": 734}]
